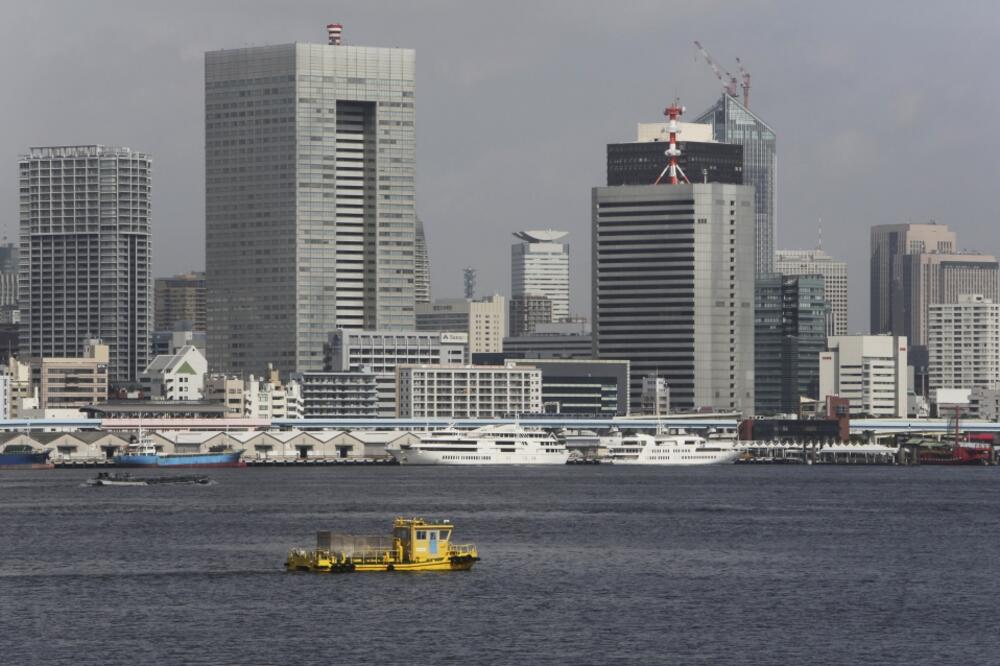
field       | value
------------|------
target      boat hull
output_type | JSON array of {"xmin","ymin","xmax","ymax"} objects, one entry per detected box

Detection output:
[
  {"xmin": 286, "ymin": 554, "xmax": 478, "ymax": 573},
  {"xmin": 114, "ymin": 450, "xmax": 245, "ymax": 468},
  {"xmin": 0, "ymin": 450, "xmax": 54, "ymax": 470},
  {"xmin": 607, "ymin": 450, "xmax": 740, "ymax": 466},
  {"xmin": 390, "ymin": 449, "xmax": 569, "ymax": 465}
]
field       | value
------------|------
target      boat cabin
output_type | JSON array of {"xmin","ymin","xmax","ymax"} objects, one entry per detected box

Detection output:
[{"xmin": 392, "ymin": 517, "xmax": 453, "ymax": 563}]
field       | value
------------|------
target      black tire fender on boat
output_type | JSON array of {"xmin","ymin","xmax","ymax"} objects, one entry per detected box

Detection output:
[{"xmin": 386, "ymin": 563, "xmax": 394, "ymax": 571}]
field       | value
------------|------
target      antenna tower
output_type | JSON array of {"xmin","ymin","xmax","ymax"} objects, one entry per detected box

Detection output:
[
  {"xmin": 654, "ymin": 101, "xmax": 691, "ymax": 185},
  {"xmin": 462, "ymin": 267, "xmax": 477, "ymax": 299}
]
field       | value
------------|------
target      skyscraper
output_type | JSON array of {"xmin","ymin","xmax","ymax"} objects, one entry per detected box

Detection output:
[
  {"xmin": 154, "ymin": 272, "xmax": 206, "ymax": 332},
  {"xmin": 205, "ymin": 26, "xmax": 416, "ymax": 374},
  {"xmin": 511, "ymin": 230, "xmax": 570, "ymax": 324},
  {"xmin": 754, "ymin": 274, "xmax": 827, "ymax": 415},
  {"xmin": 414, "ymin": 217, "xmax": 431, "ymax": 305},
  {"xmin": 695, "ymin": 94, "xmax": 776, "ymax": 274},
  {"xmin": 19, "ymin": 145, "xmax": 152, "ymax": 384},
  {"xmin": 870, "ymin": 223, "xmax": 955, "ymax": 335},
  {"xmin": 775, "ymin": 249, "xmax": 848, "ymax": 335},
  {"xmin": 606, "ymin": 122, "xmax": 743, "ymax": 186},
  {"xmin": 592, "ymin": 182, "xmax": 756, "ymax": 412}
]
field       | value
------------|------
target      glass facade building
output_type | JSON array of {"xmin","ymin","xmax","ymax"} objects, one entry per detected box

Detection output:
[
  {"xmin": 695, "ymin": 94, "xmax": 776, "ymax": 274},
  {"xmin": 754, "ymin": 274, "xmax": 827, "ymax": 415},
  {"xmin": 205, "ymin": 41, "xmax": 416, "ymax": 374}
]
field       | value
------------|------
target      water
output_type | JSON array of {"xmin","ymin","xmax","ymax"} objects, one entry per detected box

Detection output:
[{"xmin": 2, "ymin": 465, "xmax": 998, "ymax": 665}]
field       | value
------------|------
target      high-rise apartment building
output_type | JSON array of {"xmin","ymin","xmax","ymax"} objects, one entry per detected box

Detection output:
[
  {"xmin": 754, "ymin": 274, "xmax": 827, "ymax": 415},
  {"xmin": 414, "ymin": 217, "xmax": 431, "ymax": 305},
  {"xmin": 592, "ymin": 182, "xmax": 756, "ymax": 412},
  {"xmin": 928, "ymin": 295, "xmax": 1000, "ymax": 392},
  {"xmin": 205, "ymin": 28, "xmax": 416, "ymax": 375},
  {"xmin": 774, "ymin": 249, "xmax": 848, "ymax": 335},
  {"xmin": 870, "ymin": 223, "xmax": 955, "ymax": 334},
  {"xmin": 695, "ymin": 94, "xmax": 776, "ymax": 274},
  {"xmin": 509, "ymin": 295, "xmax": 552, "ymax": 337},
  {"xmin": 511, "ymin": 230, "xmax": 570, "ymax": 324},
  {"xmin": 154, "ymin": 272, "xmax": 206, "ymax": 332},
  {"xmin": 19, "ymin": 145, "xmax": 152, "ymax": 384}
]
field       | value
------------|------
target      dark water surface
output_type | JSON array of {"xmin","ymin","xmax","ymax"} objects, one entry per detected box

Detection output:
[{"xmin": 1, "ymin": 465, "xmax": 998, "ymax": 665}]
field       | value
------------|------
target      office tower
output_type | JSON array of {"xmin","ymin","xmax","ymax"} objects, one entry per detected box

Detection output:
[
  {"xmin": 414, "ymin": 217, "xmax": 431, "ymax": 305},
  {"xmin": 511, "ymin": 230, "xmax": 570, "ymax": 324},
  {"xmin": 592, "ymin": 182, "xmax": 756, "ymax": 412},
  {"xmin": 928, "ymin": 295, "xmax": 1000, "ymax": 393},
  {"xmin": 607, "ymin": 122, "xmax": 743, "ymax": 186},
  {"xmin": 892, "ymin": 251, "xmax": 998, "ymax": 346},
  {"xmin": 695, "ymin": 94, "xmax": 776, "ymax": 274},
  {"xmin": 754, "ymin": 274, "xmax": 827, "ymax": 415},
  {"xmin": 205, "ymin": 27, "xmax": 416, "ymax": 375},
  {"xmin": 415, "ymin": 294, "xmax": 506, "ymax": 354},
  {"xmin": 509, "ymin": 294, "xmax": 552, "ymax": 337},
  {"xmin": 154, "ymin": 272, "xmax": 206, "ymax": 332},
  {"xmin": 775, "ymin": 249, "xmax": 848, "ymax": 335},
  {"xmin": 819, "ymin": 335, "xmax": 908, "ymax": 417},
  {"xmin": 869, "ymin": 223, "xmax": 955, "ymax": 334},
  {"xmin": 19, "ymin": 145, "xmax": 152, "ymax": 384}
]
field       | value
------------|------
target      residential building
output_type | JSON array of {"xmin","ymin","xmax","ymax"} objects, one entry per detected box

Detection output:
[
  {"xmin": 415, "ymin": 217, "xmax": 431, "ymax": 305},
  {"xmin": 19, "ymin": 145, "xmax": 152, "ymax": 384},
  {"xmin": 30, "ymin": 340, "xmax": 109, "ymax": 409},
  {"xmin": 140, "ymin": 345, "xmax": 208, "ymax": 401},
  {"xmin": 245, "ymin": 367, "xmax": 303, "ymax": 419},
  {"xmin": 819, "ymin": 335, "xmax": 908, "ymax": 417},
  {"xmin": 774, "ymin": 248, "xmax": 848, "ymax": 335},
  {"xmin": 204, "ymin": 374, "xmax": 245, "ymax": 418},
  {"xmin": 592, "ymin": 182, "xmax": 756, "ymax": 413},
  {"xmin": 154, "ymin": 272, "xmax": 206, "ymax": 332},
  {"xmin": 2, "ymin": 357, "xmax": 32, "ymax": 419},
  {"xmin": 695, "ymin": 94, "xmax": 776, "ymax": 274},
  {"xmin": 892, "ymin": 251, "xmax": 998, "ymax": 346},
  {"xmin": 395, "ymin": 363, "xmax": 542, "ymax": 418},
  {"xmin": 508, "ymin": 358, "xmax": 629, "ymax": 416},
  {"xmin": 205, "ymin": 28, "xmax": 416, "ymax": 375},
  {"xmin": 606, "ymin": 122, "xmax": 743, "ymax": 187},
  {"xmin": 296, "ymin": 370, "xmax": 379, "ymax": 418},
  {"xmin": 511, "ymin": 230, "xmax": 570, "ymax": 323},
  {"xmin": 928, "ymin": 295, "xmax": 1000, "ymax": 393},
  {"xmin": 640, "ymin": 375, "xmax": 671, "ymax": 416},
  {"xmin": 509, "ymin": 295, "xmax": 552, "ymax": 337},
  {"xmin": 754, "ymin": 274, "xmax": 827, "ymax": 415},
  {"xmin": 968, "ymin": 386, "xmax": 1000, "ymax": 421},
  {"xmin": 503, "ymin": 321, "xmax": 593, "ymax": 360},
  {"xmin": 325, "ymin": 329, "xmax": 468, "ymax": 416},
  {"xmin": 415, "ymin": 294, "xmax": 506, "ymax": 354}
]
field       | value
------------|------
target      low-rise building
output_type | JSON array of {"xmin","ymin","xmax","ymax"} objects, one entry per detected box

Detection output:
[
  {"xmin": 204, "ymin": 374, "xmax": 245, "ymax": 417},
  {"xmin": 30, "ymin": 340, "xmax": 109, "ymax": 410},
  {"xmin": 245, "ymin": 366, "xmax": 303, "ymax": 419},
  {"xmin": 140, "ymin": 345, "xmax": 207, "ymax": 401},
  {"xmin": 415, "ymin": 294, "xmax": 506, "ymax": 354},
  {"xmin": 503, "ymin": 321, "xmax": 593, "ymax": 359},
  {"xmin": 508, "ymin": 358, "xmax": 629, "ymax": 416},
  {"xmin": 396, "ymin": 363, "xmax": 542, "ymax": 418},
  {"xmin": 819, "ymin": 335, "xmax": 908, "ymax": 417},
  {"xmin": 969, "ymin": 386, "xmax": 1000, "ymax": 421},
  {"xmin": 296, "ymin": 370, "xmax": 379, "ymax": 418},
  {"xmin": 640, "ymin": 376, "xmax": 671, "ymax": 416}
]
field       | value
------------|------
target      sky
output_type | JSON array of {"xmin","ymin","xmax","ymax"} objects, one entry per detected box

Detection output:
[{"xmin": 3, "ymin": 0, "xmax": 999, "ymax": 332}]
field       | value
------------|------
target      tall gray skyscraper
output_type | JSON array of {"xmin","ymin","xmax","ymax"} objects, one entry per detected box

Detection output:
[
  {"xmin": 592, "ymin": 182, "xmax": 756, "ymax": 413},
  {"xmin": 414, "ymin": 217, "xmax": 431, "ymax": 305},
  {"xmin": 695, "ymin": 94, "xmax": 776, "ymax": 274},
  {"xmin": 18, "ymin": 145, "xmax": 152, "ymax": 384},
  {"xmin": 205, "ymin": 27, "xmax": 416, "ymax": 374},
  {"xmin": 775, "ymin": 248, "xmax": 848, "ymax": 336}
]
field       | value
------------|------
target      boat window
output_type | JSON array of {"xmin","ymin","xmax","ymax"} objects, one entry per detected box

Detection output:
[
  {"xmin": 439, "ymin": 530, "xmax": 450, "ymax": 540},
  {"xmin": 416, "ymin": 531, "xmax": 426, "ymax": 539}
]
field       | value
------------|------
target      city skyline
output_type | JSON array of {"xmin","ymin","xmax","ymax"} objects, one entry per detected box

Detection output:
[{"xmin": 4, "ymin": 2, "xmax": 1000, "ymax": 331}]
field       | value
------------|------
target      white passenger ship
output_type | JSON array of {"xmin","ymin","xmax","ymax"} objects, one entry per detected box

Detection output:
[
  {"xmin": 387, "ymin": 424, "xmax": 570, "ymax": 466},
  {"xmin": 604, "ymin": 432, "xmax": 739, "ymax": 466}
]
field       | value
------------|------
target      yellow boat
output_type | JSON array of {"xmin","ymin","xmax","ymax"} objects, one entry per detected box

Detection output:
[{"xmin": 285, "ymin": 517, "xmax": 479, "ymax": 573}]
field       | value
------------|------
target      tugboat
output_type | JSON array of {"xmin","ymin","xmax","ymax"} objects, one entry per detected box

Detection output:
[
  {"xmin": 286, "ymin": 517, "xmax": 479, "ymax": 573},
  {"xmin": 0, "ymin": 444, "xmax": 54, "ymax": 470}
]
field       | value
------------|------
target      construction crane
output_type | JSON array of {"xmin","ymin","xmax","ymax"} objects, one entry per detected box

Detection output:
[
  {"xmin": 693, "ymin": 40, "xmax": 738, "ymax": 99},
  {"xmin": 735, "ymin": 56, "xmax": 751, "ymax": 107}
]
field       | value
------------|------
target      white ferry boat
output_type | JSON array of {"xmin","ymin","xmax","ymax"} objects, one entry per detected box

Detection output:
[
  {"xmin": 605, "ymin": 432, "xmax": 739, "ymax": 466},
  {"xmin": 387, "ymin": 424, "xmax": 570, "ymax": 466}
]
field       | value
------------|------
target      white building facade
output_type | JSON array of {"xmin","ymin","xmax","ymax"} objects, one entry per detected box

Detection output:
[
  {"xmin": 415, "ymin": 295, "xmax": 505, "ymax": 354},
  {"xmin": 511, "ymin": 230, "xmax": 570, "ymax": 323},
  {"xmin": 140, "ymin": 345, "xmax": 208, "ymax": 401},
  {"xmin": 928, "ymin": 294, "xmax": 1000, "ymax": 393},
  {"xmin": 819, "ymin": 335, "xmax": 908, "ymax": 417},
  {"xmin": 396, "ymin": 364, "xmax": 542, "ymax": 418}
]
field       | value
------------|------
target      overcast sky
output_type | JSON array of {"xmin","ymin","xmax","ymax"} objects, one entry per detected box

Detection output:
[{"xmin": 4, "ymin": 1, "xmax": 999, "ymax": 331}]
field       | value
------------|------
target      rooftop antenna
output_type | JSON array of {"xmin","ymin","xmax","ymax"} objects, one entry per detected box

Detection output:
[
  {"xmin": 654, "ymin": 100, "xmax": 691, "ymax": 185},
  {"xmin": 817, "ymin": 218, "xmax": 823, "ymax": 251},
  {"xmin": 326, "ymin": 23, "xmax": 343, "ymax": 46},
  {"xmin": 462, "ymin": 267, "xmax": 477, "ymax": 300}
]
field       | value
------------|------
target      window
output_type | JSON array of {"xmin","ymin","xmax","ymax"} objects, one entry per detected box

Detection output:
[{"xmin": 416, "ymin": 531, "xmax": 426, "ymax": 539}]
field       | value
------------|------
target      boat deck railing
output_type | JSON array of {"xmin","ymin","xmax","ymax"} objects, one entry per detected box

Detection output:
[{"xmin": 449, "ymin": 544, "xmax": 477, "ymax": 555}]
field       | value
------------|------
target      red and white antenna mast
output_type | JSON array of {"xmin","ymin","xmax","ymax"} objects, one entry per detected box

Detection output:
[
  {"xmin": 654, "ymin": 101, "xmax": 691, "ymax": 185},
  {"xmin": 327, "ymin": 23, "xmax": 343, "ymax": 45}
]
